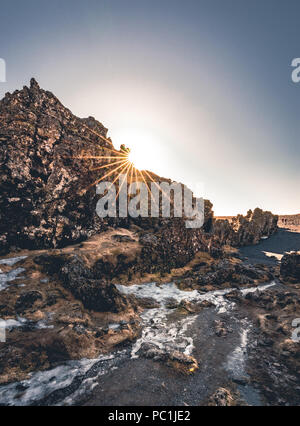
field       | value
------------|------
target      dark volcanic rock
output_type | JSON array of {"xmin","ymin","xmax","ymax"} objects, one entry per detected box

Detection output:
[
  {"xmin": 33, "ymin": 252, "xmax": 133, "ymax": 312},
  {"xmin": 15, "ymin": 290, "xmax": 43, "ymax": 313},
  {"xmin": 195, "ymin": 260, "xmax": 272, "ymax": 288},
  {"xmin": 0, "ymin": 78, "xmax": 116, "ymax": 254},
  {"xmin": 280, "ymin": 253, "xmax": 300, "ymax": 283},
  {"xmin": 246, "ymin": 287, "xmax": 300, "ymax": 406},
  {"xmin": 208, "ymin": 388, "xmax": 236, "ymax": 406},
  {"xmin": 60, "ymin": 255, "xmax": 131, "ymax": 312},
  {"xmin": 0, "ymin": 251, "xmax": 141, "ymax": 385},
  {"xmin": 65, "ymin": 277, "xmax": 129, "ymax": 313},
  {"xmin": 139, "ymin": 218, "xmax": 211, "ymax": 272},
  {"xmin": 112, "ymin": 234, "xmax": 135, "ymax": 243},
  {"xmin": 214, "ymin": 320, "xmax": 233, "ymax": 337}
]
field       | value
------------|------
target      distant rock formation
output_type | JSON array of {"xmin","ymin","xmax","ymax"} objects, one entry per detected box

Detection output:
[
  {"xmin": 279, "ymin": 214, "xmax": 300, "ymax": 229},
  {"xmin": 212, "ymin": 208, "xmax": 278, "ymax": 247}
]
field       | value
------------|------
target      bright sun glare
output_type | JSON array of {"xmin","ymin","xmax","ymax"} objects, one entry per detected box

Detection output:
[
  {"xmin": 113, "ymin": 128, "xmax": 159, "ymax": 171},
  {"xmin": 127, "ymin": 150, "xmax": 144, "ymax": 169},
  {"xmin": 76, "ymin": 125, "xmax": 167, "ymax": 195}
]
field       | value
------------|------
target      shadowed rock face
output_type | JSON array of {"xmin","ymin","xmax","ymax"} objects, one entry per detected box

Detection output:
[
  {"xmin": 33, "ymin": 252, "xmax": 133, "ymax": 312},
  {"xmin": 60, "ymin": 255, "xmax": 132, "ymax": 312},
  {"xmin": 0, "ymin": 78, "xmax": 116, "ymax": 254},
  {"xmin": 280, "ymin": 253, "xmax": 300, "ymax": 282}
]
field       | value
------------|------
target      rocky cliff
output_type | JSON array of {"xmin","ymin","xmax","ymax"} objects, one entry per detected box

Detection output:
[{"xmin": 0, "ymin": 78, "xmax": 119, "ymax": 254}]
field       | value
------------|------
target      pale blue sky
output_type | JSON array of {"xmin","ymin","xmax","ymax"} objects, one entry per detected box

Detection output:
[{"xmin": 0, "ymin": 0, "xmax": 299, "ymax": 214}]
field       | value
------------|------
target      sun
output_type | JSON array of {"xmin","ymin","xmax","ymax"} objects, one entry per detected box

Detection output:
[
  {"xmin": 113, "ymin": 128, "xmax": 159, "ymax": 171},
  {"xmin": 127, "ymin": 149, "xmax": 144, "ymax": 169},
  {"xmin": 75, "ymin": 124, "xmax": 165, "ymax": 195},
  {"xmin": 121, "ymin": 144, "xmax": 150, "ymax": 171}
]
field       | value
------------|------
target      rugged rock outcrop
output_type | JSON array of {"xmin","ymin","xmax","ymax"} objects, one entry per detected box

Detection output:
[
  {"xmin": 0, "ymin": 78, "xmax": 119, "ymax": 254},
  {"xmin": 33, "ymin": 250, "xmax": 134, "ymax": 313},
  {"xmin": 243, "ymin": 287, "xmax": 300, "ymax": 406},
  {"xmin": 213, "ymin": 208, "xmax": 278, "ymax": 247},
  {"xmin": 280, "ymin": 253, "xmax": 300, "ymax": 283},
  {"xmin": 60, "ymin": 256, "xmax": 132, "ymax": 312}
]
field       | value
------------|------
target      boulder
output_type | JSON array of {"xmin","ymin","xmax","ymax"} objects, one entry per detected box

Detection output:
[
  {"xmin": 208, "ymin": 388, "xmax": 235, "ymax": 406},
  {"xmin": 136, "ymin": 342, "xmax": 198, "ymax": 373},
  {"xmin": 15, "ymin": 290, "xmax": 43, "ymax": 313},
  {"xmin": 60, "ymin": 255, "xmax": 131, "ymax": 312},
  {"xmin": 280, "ymin": 253, "xmax": 300, "ymax": 282}
]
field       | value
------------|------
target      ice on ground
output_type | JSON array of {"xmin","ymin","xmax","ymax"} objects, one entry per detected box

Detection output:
[
  {"xmin": 1, "ymin": 317, "xmax": 28, "ymax": 329},
  {"xmin": 117, "ymin": 281, "xmax": 277, "ymax": 360},
  {"xmin": 0, "ymin": 353, "xmax": 122, "ymax": 406},
  {"xmin": 117, "ymin": 282, "xmax": 234, "ymax": 312},
  {"xmin": 241, "ymin": 282, "xmax": 276, "ymax": 296},
  {"xmin": 117, "ymin": 283, "xmax": 234, "ymax": 358},
  {"xmin": 226, "ymin": 319, "xmax": 252, "ymax": 380},
  {"xmin": 0, "ymin": 256, "xmax": 27, "ymax": 266},
  {"xmin": 0, "ymin": 267, "xmax": 26, "ymax": 291}
]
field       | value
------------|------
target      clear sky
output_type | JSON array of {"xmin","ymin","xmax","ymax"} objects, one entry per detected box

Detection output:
[{"xmin": 0, "ymin": 0, "xmax": 299, "ymax": 215}]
